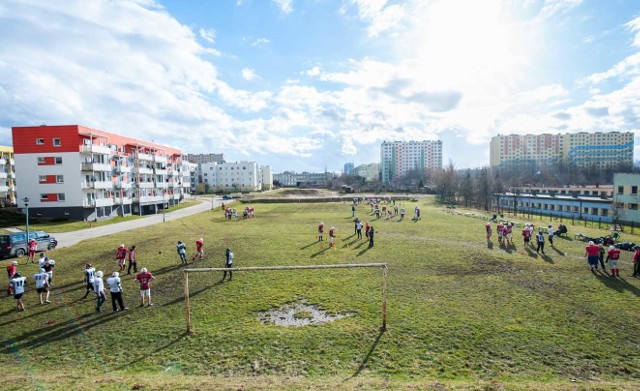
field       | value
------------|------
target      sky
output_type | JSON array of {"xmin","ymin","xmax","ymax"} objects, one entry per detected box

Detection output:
[{"xmin": 1, "ymin": 0, "xmax": 640, "ymax": 173}]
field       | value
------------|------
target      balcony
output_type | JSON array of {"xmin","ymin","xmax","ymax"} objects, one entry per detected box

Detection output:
[
  {"xmin": 0, "ymin": 185, "xmax": 8, "ymax": 193},
  {"xmin": 114, "ymin": 165, "xmax": 132, "ymax": 173},
  {"xmin": 114, "ymin": 196, "xmax": 132, "ymax": 205},
  {"xmin": 154, "ymin": 155, "xmax": 168, "ymax": 164},
  {"xmin": 0, "ymin": 172, "xmax": 6, "ymax": 179},
  {"xmin": 83, "ymin": 198, "xmax": 115, "ymax": 208},
  {"xmin": 155, "ymin": 168, "xmax": 168, "ymax": 175},
  {"xmin": 94, "ymin": 181, "xmax": 113, "ymax": 190},
  {"xmin": 137, "ymin": 181, "xmax": 155, "ymax": 189},
  {"xmin": 156, "ymin": 182, "xmax": 168, "ymax": 189},
  {"xmin": 135, "ymin": 195, "xmax": 163, "ymax": 203},
  {"xmin": 136, "ymin": 152, "xmax": 154, "ymax": 162},
  {"xmin": 9, "ymin": 159, "xmax": 14, "ymax": 165},
  {"xmin": 115, "ymin": 182, "xmax": 132, "ymax": 189},
  {"xmin": 10, "ymin": 172, "xmax": 15, "ymax": 179},
  {"xmin": 81, "ymin": 162, "xmax": 112, "ymax": 172},
  {"xmin": 134, "ymin": 166, "xmax": 153, "ymax": 175},
  {"xmin": 80, "ymin": 144, "xmax": 112, "ymax": 155},
  {"xmin": 0, "ymin": 158, "xmax": 6, "ymax": 165}
]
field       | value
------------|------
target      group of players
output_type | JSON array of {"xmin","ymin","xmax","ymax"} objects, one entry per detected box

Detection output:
[{"xmin": 6, "ymin": 250, "xmax": 56, "ymax": 312}]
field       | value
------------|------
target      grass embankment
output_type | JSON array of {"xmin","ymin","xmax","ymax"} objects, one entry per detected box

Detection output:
[
  {"xmin": 2, "ymin": 201, "xmax": 196, "ymax": 233},
  {"xmin": 1, "ymin": 198, "xmax": 639, "ymax": 390}
]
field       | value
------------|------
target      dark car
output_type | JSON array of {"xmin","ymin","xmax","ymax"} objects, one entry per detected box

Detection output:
[
  {"xmin": 0, "ymin": 231, "xmax": 58, "ymax": 259},
  {"xmin": 222, "ymin": 194, "xmax": 233, "ymax": 200}
]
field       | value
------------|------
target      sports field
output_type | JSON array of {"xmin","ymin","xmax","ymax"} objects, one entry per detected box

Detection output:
[{"xmin": 1, "ymin": 198, "xmax": 639, "ymax": 390}]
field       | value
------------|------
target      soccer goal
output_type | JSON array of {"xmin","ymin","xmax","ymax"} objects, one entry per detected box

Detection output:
[{"xmin": 183, "ymin": 263, "xmax": 388, "ymax": 334}]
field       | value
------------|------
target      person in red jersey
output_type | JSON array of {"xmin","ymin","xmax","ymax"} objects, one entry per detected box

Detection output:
[
  {"xmin": 6, "ymin": 260, "xmax": 17, "ymax": 295},
  {"xmin": 192, "ymin": 238, "xmax": 204, "ymax": 261},
  {"xmin": 606, "ymin": 245, "xmax": 621, "ymax": 277},
  {"xmin": 328, "ymin": 226, "xmax": 336, "ymax": 248},
  {"xmin": 497, "ymin": 222, "xmax": 504, "ymax": 245},
  {"xmin": 522, "ymin": 225, "xmax": 532, "ymax": 247},
  {"xmin": 485, "ymin": 223, "xmax": 492, "ymax": 241},
  {"xmin": 585, "ymin": 241, "xmax": 601, "ymax": 272},
  {"xmin": 135, "ymin": 267, "xmax": 156, "ymax": 307},
  {"xmin": 318, "ymin": 222, "xmax": 324, "ymax": 242},
  {"xmin": 632, "ymin": 246, "xmax": 640, "ymax": 277},
  {"xmin": 115, "ymin": 244, "xmax": 127, "ymax": 272},
  {"xmin": 27, "ymin": 239, "xmax": 38, "ymax": 264}
]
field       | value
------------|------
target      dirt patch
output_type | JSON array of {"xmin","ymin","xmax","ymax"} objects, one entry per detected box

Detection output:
[{"xmin": 257, "ymin": 298, "xmax": 355, "ymax": 327}]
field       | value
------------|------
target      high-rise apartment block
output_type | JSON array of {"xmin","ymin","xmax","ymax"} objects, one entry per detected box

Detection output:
[
  {"xmin": 380, "ymin": 140, "xmax": 442, "ymax": 184},
  {"xmin": 490, "ymin": 131, "xmax": 634, "ymax": 168},
  {"xmin": 343, "ymin": 162, "xmax": 354, "ymax": 175},
  {"xmin": 185, "ymin": 153, "xmax": 225, "ymax": 164},
  {"xmin": 0, "ymin": 146, "xmax": 16, "ymax": 206},
  {"xmin": 12, "ymin": 125, "xmax": 195, "ymax": 221}
]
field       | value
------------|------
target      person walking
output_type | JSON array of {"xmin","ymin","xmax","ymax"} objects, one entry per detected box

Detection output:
[
  {"xmin": 522, "ymin": 225, "xmax": 531, "ymax": 247},
  {"xmin": 633, "ymin": 246, "xmax": 640, "ymax": 277},
  {"xmin": 606, "ymin": 245, "xmax": 621, "ymax": 277},
  {"xmin": 485, "ymin": 223, "xmax": 492, "ymax": 241},
  {"xmin": 535, "ymin": 229, "xmax": 546, "ymax": 255},
  {"xmin": 115, "ymin": 244, "xmax": 127, "ymax": 272},
  {"xmin": 368, "ymin": 225, "xmax": 375, "ymax": 248},
  {"xmin": 135, "ymin": 268, "xmax": 156, "ymax": 307},
  {"xmin": 221, "ymin": 248, "xmax": 234, "ymax": 282},
  {"xmin": 354, "ymin": 218, "xmax": 359, "ymax": 234},
  {"xmin": 318, "ymin": 222, "xmax": 324, "ymax": 242},
  {"xmin": 176, "ymin": 241, "xmax": 187, "ymax": 264},
  {"xmin": 10, "ymin": 272, "xmax": 26, "ymax": 312},
  {"xmin": 547, "ymin": 225, "xmax": 555, "ymax": 247},
  {"xmin": 43, "ymin": 258, "xmax": 55, "ymax": 286},
  {"xmin": 33, "ymin": 268, "xmax": 50, "ymax": 305},
  {"xmin": 106, "ymin": 272, "xmax": 128, "ymax": 313},
  {"xmin": 192, "ymin": 238, "xmax": 204, "ymax": 261},
  {"xmin": 351, "ymin": 204, "xmax": 356, "ymax": 217},
  {"xmin": 6, "ymin": 260, "xmax": 17, "ymax": 296},
  {"xmin": 356, "ymin": 220, "xmax": 363, "ymax": 240},
  {"xmin": 400, "ymin": 207, "xmax": 405, "ymax": 220},
  {"xmin": 93, "ymin": 270, "xmax": 106, "ymax": 312},
  {"xmin": 127, "ymin": 245, "xmax": 138, "ymax": 275},
  {"xmin": 598, "ymin": 244, "xmax": 606, "ymax": 271},
  {"xmin": 329, "ymin": 227, "xmax": 336, "ymax": 248},
  {"xmin": 585, "ymin": 241, "xmax": 601, "ymax": 272},
  {"xmin": 82, "ymin": 263, "xmax": 96, "ymax": 299}
]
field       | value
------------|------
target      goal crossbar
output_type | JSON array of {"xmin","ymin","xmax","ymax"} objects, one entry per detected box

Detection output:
[{"xmin": 183, "ymin": 263, "xmax": 388, "ymax": 334}]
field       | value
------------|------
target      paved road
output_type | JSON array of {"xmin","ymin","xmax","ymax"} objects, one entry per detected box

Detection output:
[{"xmin": 54, "ymin": 197, "xmax": 229, "ymax": 249}]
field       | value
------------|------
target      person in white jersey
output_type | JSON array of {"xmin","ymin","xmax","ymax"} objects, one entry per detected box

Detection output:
[{"xmin": 33, "ymin": 268, "xmax": 50, "ymax": 305}]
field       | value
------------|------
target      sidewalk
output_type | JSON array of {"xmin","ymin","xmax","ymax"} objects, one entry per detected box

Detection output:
[{"xmin": 52, "ymin": 197, "xmax": 227, "ymax": 249}]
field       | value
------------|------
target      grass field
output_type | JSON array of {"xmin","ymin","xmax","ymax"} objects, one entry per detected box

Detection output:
[{"xmin": 1, "ymin": 197, "xmax": 639, "ymax": 390}]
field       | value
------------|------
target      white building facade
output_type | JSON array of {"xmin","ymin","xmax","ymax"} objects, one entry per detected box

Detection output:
[
  {"xmin": 380, "ymin": 140, "xmax": 443, "ymax": 185},
  {"xmin": 201, "ymin": 161, "xmax": 272, "ymax": 192}
]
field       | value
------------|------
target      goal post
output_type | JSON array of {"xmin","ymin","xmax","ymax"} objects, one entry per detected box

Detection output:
[{"xmin": 183, "ymin": 263, "xmax": 388, "ymax": 334}]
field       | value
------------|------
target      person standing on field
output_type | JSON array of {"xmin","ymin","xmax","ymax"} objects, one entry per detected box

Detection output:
[
  {"xmin": 329, "ymin": 227, "xmax": 336, "ymax": 248},
  {"xmin": 356, "ymin": 220, "xmax": 363, "ymax": 240},
  {"xmin": 318, "ymin": 222, "xmax": 324, "ymax": 242},
  {"xmin": 106, "ymin": 272, "xmax": 127, "ymax": 313},
  {"xmin": 82, "ymin": 263, "xmax": 96, "ymax": 299},
  {"xmin": 536, "ymin": 229, "xmax": 546, "ymax": 255},
  {"xmin": 135, "ymin": 268, "xmax": 156, "ymax": 307},
  {"xmin": 547, "ymin": 225, "xmax": 555, "ymax": 247},
  {"xmin": 115, "ymin": 244, "xmax": 127, "ymax": 272},
  {"xmin": 192, "ymin": 238, "xmax": 204, "ymax": 261},
  {"xmin": 33, "ymin": 268, "xmax": 50, "ymax": 305},
  {"xmin": 27, "ymin": 239, "xmax": 38, "ymax": 264},
  {"xmin": 176, "ymin": 241, "xmax": 187, "ymax": 264},
  {"xmin": 6, "ymin": 260, "xmax": 17, "ymax": 295},
  {"xmin": 354, "ymin": 218, "xmax": 359, "ymax": 234},
  {"xmin": 127, "ymin": 245, "xmax": 138, "ymax": 274},
  {"xmin": 351, "ymin": 204, "xmax": 356, "ymax": 217},
  {"xmin": 221, "ymin": 248, "xmax": 234, "ymax": 282},
  {"xmin": 485, "ymin": 223, "xmax": 492, "ymax": 241},
  {"xmin": 598, "ymin": 244, "xmax": 606, "ymax": 271},
  {"xmin": 10, "ymin": 272, "xmax": 26, "ymax": 312},
  {"xmin": 585, "ymin": 241, "xmax": 601, "ymax": 272},
  {"xmin": 606, "ymin": 245, "xmax": 621, "ymax": 277},
  {"xmin": 93, "ymin": 271, "xmax": 106, "ymax": 312},
  {"xmin": 633, "ymin": 246, "xmax": 640, "ymax": 277},
  {"xmin": 368, "ymin": 225, "xmax": 375, "ymax": 247}
]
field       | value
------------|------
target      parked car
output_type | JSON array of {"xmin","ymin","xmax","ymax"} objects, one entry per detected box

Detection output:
[
  {"xmin": 222, "ymin": 194, "xmax": 233, "ymax": 200},
  {"xmin": 0, "ymin": 231, "xmax": 58, "ymax": 259}
]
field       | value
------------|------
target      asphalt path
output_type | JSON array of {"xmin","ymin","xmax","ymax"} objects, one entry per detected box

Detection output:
[{"xmin": 54, "ymin": 197, "xmax": 228, "ymax": 249}]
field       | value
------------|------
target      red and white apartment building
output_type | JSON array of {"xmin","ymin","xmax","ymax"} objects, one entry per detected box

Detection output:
[{"xmin": 12, "ymin": 125, "xmax": 196, "ymax": 221}]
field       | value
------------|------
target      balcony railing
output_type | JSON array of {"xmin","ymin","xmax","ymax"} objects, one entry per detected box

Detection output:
[
  {"xmin": 0, "ymin": 185, "xmax": 9, "ymax": 193},
  {"xmin": 156, "ymin": 182, "xmax": 168, "ymax": 189},
  {"xmin": 136, "ymin": 153, "xmax": 154, "ymax": 161},
  {"xmin": 83, "ymin": 198, "xmax": 115, "ymax": 208},
  {"xmin": 0, "ymin": 172, "xmax": 7, "ymax": 179},
  {"xmin": 154, "ymin": 155, "xmax": 168, "ymax": 163},
  {"xmin": 114, "ymin": 196, "xmax": 132, "ymax": 205},
  {"xmin": 135, "ymin": 195, "xmax": 163, "ymax": 203},
  {"xmin": 80, "ymin": 144, "xmax": 112, "ymax": 155},
  {"xmin": 81, "ymin": 162, "xmax": 112, "ymax": 172},
  {"xmin": 137, "ymin": 181, "xmax": 155, "ymax": 189},
  {"xmin": 155, "ymin": 168, "xmax": 168, "ymax": 175},
  {"xmin": 0, "ymin": 158, "xmax": 6, "ymax": 165},
  {"xmin": 114, "ymin": 165, "xmax": 132, "ymax": 173},
  {"xmin": 115, "ymin": 182, "xmax": 132, "ymax": 189},
  {"xmin": 134, "ymin": 166, "xmax": 154, "ymax": 175}
]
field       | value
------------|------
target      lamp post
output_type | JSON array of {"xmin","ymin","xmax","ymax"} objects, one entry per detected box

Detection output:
[
  {"xmin": 211, "ymin": 192, "xmax": 214, "ymax": 210},
  {"xmin": 163, "ymin": 192, "xmax": 166, "ymax": 223},
  {"xmin": 23, "ymin": 196, "xmax": 30, "ymax": 243}
]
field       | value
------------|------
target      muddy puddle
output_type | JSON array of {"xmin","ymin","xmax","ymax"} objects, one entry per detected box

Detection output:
[{"xmin": 257, "ymin": 298, "xmax": 355, "ymax": 327}]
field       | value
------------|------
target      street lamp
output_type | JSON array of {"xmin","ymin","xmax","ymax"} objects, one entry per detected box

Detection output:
[
  {"xmin": 163, "ymin": 192, "xmax": 166, "ymax": 223},
  {"xmin": 23, "ymin": 197, "xmax": 30, "ymax": 244}
]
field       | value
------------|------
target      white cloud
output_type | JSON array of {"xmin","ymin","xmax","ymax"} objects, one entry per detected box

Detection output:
[
  {"xmin": 251, "ymin": 37, "xmax": 270, "ymax": 46},
  {"xmin": 241, "ymin": 67, "xmax": 258, "ymax": 81},
  {"xmin": 273, "ymin": 0, "xmax": 293, "ymax": 15},
  {"xmin": 540, "ymin": 0, "xmax": 583, "ymax": 18},
  {"xmin": 586, "ymin": 52, "xmax": 640, "ymax": 84},
  {"xmin": 199, "ymin": 27, "xmax": 216, "ymax": 44},
  {"xmin": 343, "ymin": 0, "xmax": 407, "ymax": 37}
]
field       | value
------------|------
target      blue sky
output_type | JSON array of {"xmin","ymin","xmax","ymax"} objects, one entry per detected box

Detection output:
[{"xmin": 1, "ymin": 0, "xmax": 640, "ymax": 173}]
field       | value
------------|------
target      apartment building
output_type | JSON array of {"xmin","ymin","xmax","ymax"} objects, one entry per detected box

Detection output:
[
  {"xmin": 273, "ymin": 171, "xmax": 334, "ymax": 188},
  {"xmin": 353, "ymin": 163, "xmax": 380, "ymax": 182},
  {"xmin": 185, "ymin": 153, "xmax": 225, "ymax": 164},
  {"xmin": 343, "ymin": 162, "xmax": 354, "ymax": 175},
  {"xmin": 0, "ymin": 146, "xmax": 16, "ymax": 206},
  {"xmin": 613, "ymin": 173, "xmax": 640, "ymax": 224},
  {"xmin": 380, "ymin": 140, "xmax": 443, "ymax": 185},
  {"xmin": 12, "ymin": 125, "xmax": 195, "ymax": 221},
  {"xmin": 490, "ymin": 131, "xmax": 634, "ymax": 168},
  {"xmin": 200, "ymin": 161, "xmax": 272, "ymax": 192}
]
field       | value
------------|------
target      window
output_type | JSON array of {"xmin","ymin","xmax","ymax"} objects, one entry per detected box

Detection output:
[
  {"xmin": 57, "ymin": 193, "xmax": 65, "ymax": 202},
  {"xmin": 633, "ymin": 186, "xmax": 638, "ymax": 195},
  {"xmin": 36, "ymin": 138, "xmax": 45, "ymax": 145},
  {"xmin": 630, "ymin": 203, "xmax": 638, "ymax": 210},
  {"xmin": 55, "ymin": 157, "xmax": 62, "ymax": 164},
  {"xmin": 53, "ymin": 138, "xmax": 62, "ymax": 147},
  {"xmin": 38, "ymin": 157, "xmax": 45, "ymax": 164},
  {"xmin": 618, "ymin": 186, "xmax": 624, "ymax": 194},
  {"xmin": 40, "ymin": 194, "xmax": 49, "ymax": 201},
  {"xmin": 56, "ymin": 175, "xmax": 64, "ymax": 183}
]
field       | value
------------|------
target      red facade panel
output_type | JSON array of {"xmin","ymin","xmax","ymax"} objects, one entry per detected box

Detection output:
[{"xmin": 38, "ymin": 157, "xmax": 55, "ymax": 166}]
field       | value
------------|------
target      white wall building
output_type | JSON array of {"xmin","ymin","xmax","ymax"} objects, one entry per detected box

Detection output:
[{"xmin": 201, "ymin": 161, "xmax": 272, "ymax": 192}]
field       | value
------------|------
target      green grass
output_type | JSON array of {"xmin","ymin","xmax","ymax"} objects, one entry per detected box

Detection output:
[{"xmin": 1, "ymin": 197, "xmax": 640, "ymax": 390}]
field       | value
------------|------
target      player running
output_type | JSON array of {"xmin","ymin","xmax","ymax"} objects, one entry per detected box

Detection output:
[
  {"xmin": 33, "ymin": 268, "xmax": 50, "ymax": 304},
  {"xmin": 82, "ymin": 263, "xmax": 96, "ymax": 299}
]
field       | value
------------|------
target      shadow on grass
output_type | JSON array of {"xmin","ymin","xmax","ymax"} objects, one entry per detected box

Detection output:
[
  {"xmin": 162, "ymin": 283, "xmax": 218, "ymax": 307},
  {"xmin": 153, "ymin": 263, "xmax": 187, "ymax": 277},
  {"xmin": 594, "ymin": 274, "xmax": 640, "ymax": 297},
  {"xmin": 551, "ymin": 246, "xmax": 565, "ymax": 256},
  {"xmin": 342, "ymin": 238, "xmax": 361, "ymax": 248},
  {"xmin": 345, "ymin": 328, "xmax": 385, "ymax": 380},
  {"xmin": 357, "ymin": 244, "xmax": 373, "ymax": 256},
  {"xmin": 300, "ymin": 241, "xmax": 321, "ymax": 250},
  {"xmin": 115, "ymin": 331, "xmax": 188, "ymax": 371},
  {"xmin": 525, "ymin": 246, "xmax": 538, "ymax": 258},
  {"xmin": 540, "ymin": 253, "xmax": 554, "ymax": 264},
  {"xmin": 310, "ymin": 247, "xmax": 331, "ymax": 258},
  {"xmin": 487, "ymin": 241, "xmax": 493, "ymax": 250}
]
